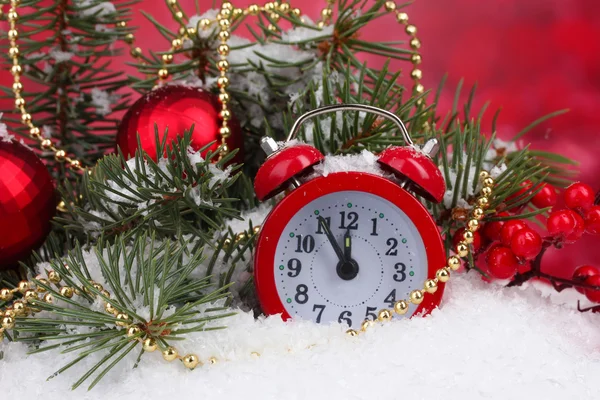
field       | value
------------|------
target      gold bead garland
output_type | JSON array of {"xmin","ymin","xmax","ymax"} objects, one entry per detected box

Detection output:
[{"xmin": 0, "ymin": 172, "xmax": 495, "ymax": 367}]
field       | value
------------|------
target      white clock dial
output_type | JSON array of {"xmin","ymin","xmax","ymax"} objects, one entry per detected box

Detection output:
[{"xmin": 274, "ymin": 190, "xmax": 428, "ymax": 329}]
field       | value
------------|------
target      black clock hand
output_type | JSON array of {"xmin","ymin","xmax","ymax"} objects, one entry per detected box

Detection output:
[
  {"xmin": 318, "ymin": 216, "xmax": 345, "ymax": 262},
  {"xmin": 343, "ymin": 229, "xmax": 351, "ymax": 261}
]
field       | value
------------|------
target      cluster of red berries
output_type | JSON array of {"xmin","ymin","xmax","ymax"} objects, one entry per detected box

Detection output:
[
  {"xmin": 572, "ymin": 265, "xmax": 600, "ymax": 303},
  {"xmin": 452, "ymin": 182, "xmax": 600, "ymax": 299}
]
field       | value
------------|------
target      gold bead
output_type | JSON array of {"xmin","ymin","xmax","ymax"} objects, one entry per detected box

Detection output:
[
  {"xmin": 253, "ymin": 226, "xmax": 261, "ymax": 234},
  {"xmin": 4, "ymin": 309, "xmax": 15, "ymax": 318},
  {"xmin": 436, "ymin": 267, "xmax": 450, "ymax": 283},
  {"xmin": 220, "ymin": 144, "xmax": 229, "ymax": 154},
  {"xmin": 29, "ymin": 126, "xmax": 40, "ymax": 137},
  {"xmin": 143, "ymin": 337, "xmax": 157, "ymax": 352},
  {"xmin": 208, "ymin": 356, "xmax": 218, "ymax": 364},
  {"xmin": 384, "ymin": 1, "xmax": 396, "ymax": 11},
  {"xmin": 55, "ymin": 150, "xmax": 66, "ymax": 162},
  {"xmin": 15, "ymin": 97, "xmax": 25, "ymax": 108},
  {"xmin": 279, "ymin": 3, "xmax": 290, "ymax": 12},
  {"xmin": 321, "ymin": 8, "xmax": 332, "ymax": 18},
  {"xmin": 130, "ymin": 47, "xmax": 142, "ymax": 57},
  {"xmin": 217, "ymin": 59, "xmax": 229, "ymax": 72},
  {"xmin": 477, "ymin": 197, "xmax": 489, "ymax": 208},
  {"xmin": 218, "ymin": 31, "xmax": 231, "ymax": 42},
  {"xmin": 12, "ymin": 301, "xmax": 25, "ymax": 316},
  {"xmin": 396, "ymin": 12, "xmax": 409, "ymax": 24},
  {"xmin": 218, "ymin": 92, "xmax": 230, "ymax": 104},
  {"xmin": 473, "ymin": 207, "xmax": 484, "ymax": 220},
  {"xmin": 124, "ymin": 33, "xmax": 135, "ymax": 44},
  {"xmin": 18, "ymin": 281, "xmax": 30, "ymax": 293},
  {"xmin": 410, "ymin": 69, "xmax": 422, "ymax": 80},
  {"xmin": 220, "ymin": 109, "xmax": 231, "ymax": 122},
  {"xmin": 235, "ymin": 232, "xmax": 246, "ymax": 242},
  {"xmin": 158, "ymin": 68, "xmax": 169, "ymax": 79},
  {"xmin": 21, "ymin": 113, "xmax": 31, "ymax": 123},
  {"xmin": 127, "ymin": 325, "xmax": 141, "ymax": 337},
  {"xmin": 9, "ymin": 47, "xmax": 20, "ymax": 58},
  {"xmin": 223, "ymin": 238, "xmax": 232, "ymax": 247},
  {"xmin": 414, "ymin": 83, "xmax": 424, "ymax": 94},
  {"xmin": 92, "ymin": 283, "xmax": 103, "ymax": 291},
  {"xmin": 233, "ymin": 8, "xmax": 243, "ymax": 17},
  {"xmin": 175, "ymin": 11, "xmax": 184, "ymax": 19},
  {"xmin": 0, "ymin": 288, "xmax": 13, "ymax": 302},
  {"xmin": 218, "ymin": 44, "xmax": 229, "ymax": 55},
  {"xmin": 220, "ymin": 8, "xmax": 232, "ymax": 19},
  {"xmin": 482, "ymin": 186, "xmax": 492, "ymax": 196},
  {"xmin": 60, "ymin": 287, "xmax": 74, "ymax": 298},
  {"xmin": 171, "ymin": 38, "xmax": 182, "ymax": 49},
  {"xmin": 409, "ymin": 290, "xmax": 424, "ymax": 304},
  {"xmin": 267, "ymin": 24, "xmax": 277, "ymax": 32},
  {"xmin": 462, "ymin": 230, "xmax": 475, "ymax": 244},
  {"xmin": 292, "ymin": 8, "xmax": 301, "ymax": 16},
  {"xmin": 410, "ymin": 38, "xmax": 421, "ymax": 49},
  {"xmin": 43, "ymin": 293, "xmax": 54, "ymax": 303},
  {"xmin": 23, "ymin": 289, "xmax": 37, "ymax": 301},
  {"xmin": 183, "ymin": 354, "xmax": 200, "ymax": 369},
  {"xmin": 411, "ymin": 53, "xmax": 422, "ymax": 64},
  {"xmin": 7, "ymin": 11, "xmax": 19, "ymax": 22},
  {"xmin": 248, "ymin": 4, "xmax": 259, "ymax": 15},
  {"xmin": 447, "ymin": 255, "xmax": 461, "ymax": 271},
  {"xmin": 264, "ymin": 2, "xmax": 275, "ymax": 11},
  {"xmin": 167, "ymin": 0, "xmax": 177, "ymax": 5},
  {"xmin": 219, "ymin": 19, "xmax": 230, "ymax": 29},
  {"xmin": 12, "ymin": 81, "xmax": 22, "ymax": 93},
  {"xmin": 405, "ymin": 24, "xmax": 417, "ymax": 35},
  {"xmin": 269, "ymin": 12, "xmax": 280, "ymax": 22},
  {"xmin": 116, "ymin": 313, "xmax": 130, "ymax": 327},
  {"xmin": 456, "ymin": 242, "xmax": 469, "ymax": 257},
  {"xmin": 105, "ymin": 302, "xmax": 117, "ymax": 314},
  {"xmin": 222, "ymin": 2, "xmax": 233, "ymax": 10},
  {"xmin": 217, "ymin": 76, "xmax": 229, "ymax": 88},
  {"xmin": 483, "ymin": 177, "xmax": 495, "ymax": 187},
  {"xmin": 479, "ymin": 170, "xmax": 490, "ymax": 180},
  {"xmin": 162, "ymin": 54, "xmax": 174, "ymax": 64},
  {"xmin": 116, "ymin": 21, "xmax": 127, "ymax": 28},
  {"xmin": 467, "ymin": 219, "xmax": 480, "ymax": 232},
  {"xmin": 100, "ymin": 290, "xmax": 110, "ymax": 298},
  {"xmin": 200, "ymin": 18, "xmax": 211, "ymax": 29},
  {"xmin": 69, "ymin": 159, "xmax": 82, "ymax": 170},
  {"xmin": 163, "ymin": 346, "xmax": 179, "ymax": 361},
  {"xmin": 361, "ymin": 319, "xmax": 374, "ymax": 331},
  {"xmin": 378, "ymin": 309, "xmax": 393, "ymax": 322},
  {"xmin": 424, "ymin": 279, "xmax": 438, "ymax": 294},
  {"xmin": 2, "ymin": 316, "xmax": 15, "ymax": 330},
  {"xmin": 346, "ymin": 329, "xmax": 358, "ymax": 337},
  {"xmin": 48, "ymin": 270, "xmax": 61, "ymax": 284},
  {"xmin": 10, "ymin": 64, "xmax": 22, "ymax": 75},
  {"xmin": 394, "ymin": 300, "xmax": 409, "ymax": 314}
]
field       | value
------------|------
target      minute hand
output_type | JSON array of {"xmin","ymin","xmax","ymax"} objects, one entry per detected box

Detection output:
[{"xmin": 318, "ymin": 216, "xmax": 345, "ymax": 262}]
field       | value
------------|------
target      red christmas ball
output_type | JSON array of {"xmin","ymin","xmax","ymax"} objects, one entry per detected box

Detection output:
[
  {"xmin": 0, "ymin": 140, "xmax": 55, "ymax": 269},
  {"xmin": 510, "ymin": 228, "xmax": 542, "ymax": 260},
  {"xmin": 481, "ymin": 211, "xmax": 510, "ymax": 241},
  {"xmin": 572, "ymin": 265, "xmax": 599, "ymax": 294},
  {"xmin": 116, "ymin": 85, "xmax": 243, "ymax": 162},
  {"xmin": 485, "ymin": 245, "xmax": 518, "ymax": 279},
  {"xmin": 584, "ymin": 205, "xmax": 600, "ymax": 235},
  {"xmin": 584, "ymin": 275, "xmax": 600, "ymax": 303},
  {"xmin": 564, "ymin": 182, "xmax": 595, "ymax": 212},
  {"xmin": 531, "ymin": 183, "xmax": 557, "ymax": 209},
  {"xmin": 500, "ymin": 219, "xmax": 527, "ymax": 246}
]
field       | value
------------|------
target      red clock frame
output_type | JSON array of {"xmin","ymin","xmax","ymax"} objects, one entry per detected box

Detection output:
[{"xmin": 254, "ymin": 171, "xmax": 446, "ymax": 321}]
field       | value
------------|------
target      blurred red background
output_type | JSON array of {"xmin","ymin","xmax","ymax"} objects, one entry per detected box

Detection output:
[{"xmin": 2, "ymin": 0, "xmax": 599, "ymax": 276}]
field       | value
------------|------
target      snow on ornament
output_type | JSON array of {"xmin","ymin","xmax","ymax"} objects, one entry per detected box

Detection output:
[{"xmin": 253, "ymin": 104, "xmax": 448, "ymax": 329}]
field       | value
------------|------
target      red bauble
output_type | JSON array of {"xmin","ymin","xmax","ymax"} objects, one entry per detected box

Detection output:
[
  {"xmin": 572, "ymin": 265, "xmax": 599, "ymax": 294},
  {"xmin": 510, "ymin": 228, "xmax": 542, "ymax": 260},
  {"xmin": 584, "ymin": 205, "xmax": 600, "ymax": 235},
  {"xmin": 481, "ymin": 211, "xmax": 510, "ymax": 241},
  {"xmin": 547, "ymin": 209, "xmax": 583, "ymax": 243},
  {"xmin": 116, "ymin": 85, "xmax": 243, "ymax": 161},
  {"xmin": 0, "ymin": 140, "xmax": 55, "ymax": 269},
  {"xmin": 531, "ymin": 183, "xmax": 557, "ymax": 209},
  {"xmin": 564, "ymin": 182, "xmax": 595, "ymax": 212},
  {"xmin": 583, "ymin": 275, "xmax": 600, "ymax": 303},
  {"xmin": 452, "ymin": 227, "xmax": 482, "ymax": 252},
  {"xmin": 500, "ymin": 219, "xmax": 527, "ymax": 246},
  {"xmin": 485, "ymin": 246, "xmax": 518, "ymax": 279}
]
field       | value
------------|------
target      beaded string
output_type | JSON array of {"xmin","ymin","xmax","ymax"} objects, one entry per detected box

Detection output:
[{"xmin": 0, "ymin": 171, "xmax": 496, "ymax": 369}]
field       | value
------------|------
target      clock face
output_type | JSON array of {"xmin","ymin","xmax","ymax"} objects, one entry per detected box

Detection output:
[{"xmin": 272, "ymin": 190, "xmax": 428, "ymax": 329}]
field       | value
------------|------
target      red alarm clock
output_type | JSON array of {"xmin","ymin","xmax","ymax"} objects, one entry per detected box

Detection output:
[{"xmin": 253, "ymin": 104, "xmax": 446, "ymax": 329}]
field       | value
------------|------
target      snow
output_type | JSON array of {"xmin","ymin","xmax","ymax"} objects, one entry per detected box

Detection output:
[
  {"xmin": 49, "ymin": 50, "xmax": 73, "ymax": 63},
  {"xmin": 1, "ymin": 273, "xmax": 599, "ymax": 399},
  {"xmin": 280, "ymin": 17, "xmax": 334, "ymax": 42},
  {"xmin": 0, "ymin": 113, "xmax": 15, "ymax": 143},
  {"xmin": 77, "ymin": 0, "xmax": 116, "ymax": 18},
  {"xmin": 90, "ymin": 88, "xmax": 120, "ymax": 116}
]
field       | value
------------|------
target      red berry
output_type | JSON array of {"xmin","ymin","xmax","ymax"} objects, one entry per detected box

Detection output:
[
  {"xmin": 531, "ymin": 183, "xmax": 557, "ymax": 209},
  {"xmin": 452, "ymin": 227, "xmax": 482, "ymax": 252},
  {"xmin": 510, "ymin": 228, "xmax": 542, "ymax": 260},
  {"xmin": 584, "ymin": 275, "xmax": 600, "ymax": 303},
  {"xmin": 486, "ymin": 246, "xmax": 518, "ymax": 279},
  {"xmin": 482, "ymin": 212, "xmax": 510, "ymax": 242},
  {"xmin": 564, "ymin": 182, "xmax": 595, "ymax": 212},
  {"xmin": 500, "ymin": 219, "xmax": 527, "ymax": 246},
  {"xmin": 572, "ymin": 265, "xmax": 599, "ymax": 294},
  {"xmin": 584, "ymin": 206, "xmax": 600, "ymax": 235},
  {"xmin": 547, "ymin": 209, "xmax": 582, "ymax": 243}
]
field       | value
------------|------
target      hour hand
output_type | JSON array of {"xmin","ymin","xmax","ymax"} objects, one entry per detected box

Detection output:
[
  {"xmin": 318, "ymin": 216, "xmax": 345, "ymax": 262},
  {"xmin": 344, "ymin": 229, "xmax": 352, "ymax": 260}
]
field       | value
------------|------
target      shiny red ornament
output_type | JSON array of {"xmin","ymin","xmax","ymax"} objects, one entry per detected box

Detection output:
[
  {"xmin": 584, "ymin": 206, "xmax": 600, "ymax": 235},
  {"xmin": 500, "ymin": 219, "xmax": 527, "ymax": 246},
  {"xmin": 564, "ymin": 182, "xmax": 595, "ymax": 212},
  {"xmin": 510, "ymin": 228, "xmax": 542, "ymax": 260},
  {"xmin": 0, "ymin": 140, "xmax": 55, "ymax": 269},
  {"xmin": 572, "ymin": 265, "xmax": 599, "ymax": 294},
  {"xmin": 584, "ymin": 275, "xmax": 600, "ymax": 303},
  {"xmin": 116, "ymin": 85, "xmax": 243, "ymax": 162},
  {"xmin": 485, "ymin": 245, "xmax": 518, "ymax": 279},
  {"xmin": 531, "ymin": 183, "xmax": 557, "ymax": 209}
]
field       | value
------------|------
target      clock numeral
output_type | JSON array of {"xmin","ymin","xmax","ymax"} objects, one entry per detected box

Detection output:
[
  {"xmin": 365, "ymin": 306, "xmax": 378, "ymax": 321},
  {"xmin": 385, "ymin": 238, "xmax": 398, "ymax": 256},
  {"xmin": 337, "ymin": 310, "xmax": 353, "ymax": 326},
  {"xmin": 287, "ymin": 258, "xmax": 302, "ymax": 278},
  {"xmin": 339, "ymin": 211, "xmax": 359, "ymax": 230},
  {"xmin": 384, "ymin": 289, "xmax": 396, "ymax": 308},
  {"xmin": 312, "ymin": 304, "xmax": 326, "ymax": 323},
  {"xmin": 393, "ymin": 262, "xmax": 407, "ymax": 282},
  {"xmin": 370, "ymin": 218, "xmax": 379, "ymax": 236},
  {"xmin": 315, "ymin": 217, "xmax": 331, "ymax": 234},
  {"xmin": 295, "ymin": 235, "xmax": 315, "ymax": 253},
  {"xmin": 295, "ymin": 284, "xmax": 309, "ymax": 304}
]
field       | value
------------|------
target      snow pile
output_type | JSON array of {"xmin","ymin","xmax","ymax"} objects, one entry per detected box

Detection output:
[
  {"xmin": 1, "ymin": 273, "xmax": 599, "ymax": 399},
  {"xmin": 0, "ymin": 113, "xmax": 14, "ymax": 143},
  {"xmin": 90, "ymin": 88, "xmax": 120, "ymax": 116}
]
